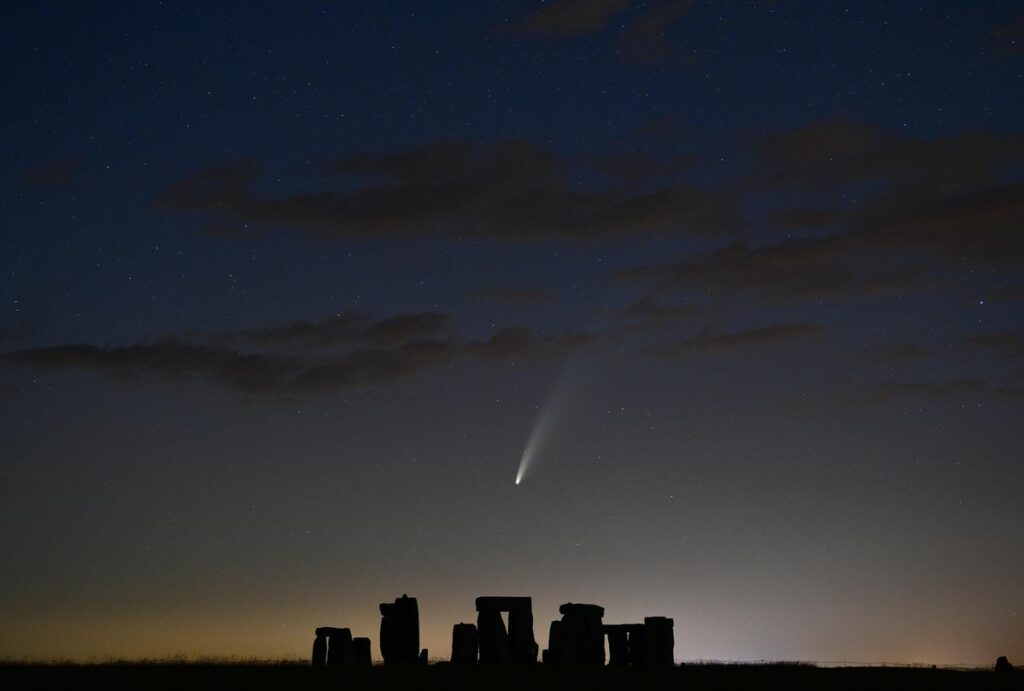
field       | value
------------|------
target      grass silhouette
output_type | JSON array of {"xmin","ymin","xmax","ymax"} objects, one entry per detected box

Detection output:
[{"xmin": 0, "ymin": 660, "xmax": 1016, "ymax": 690}]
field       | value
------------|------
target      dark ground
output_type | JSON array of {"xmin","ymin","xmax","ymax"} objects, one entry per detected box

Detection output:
[{"xmin": 0, "ymin": 662, "xmax": 1017, "ymax": 691}]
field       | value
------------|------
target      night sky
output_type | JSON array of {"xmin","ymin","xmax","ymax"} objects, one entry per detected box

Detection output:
[{"xmin": 2, "ymin": 1, "xmax": 1023, "ymax": 665}]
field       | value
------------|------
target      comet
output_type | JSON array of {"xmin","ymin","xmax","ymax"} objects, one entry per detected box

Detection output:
[{"xmin": 514, "ymin": 377, "xmax": 570, "ymax": 486}]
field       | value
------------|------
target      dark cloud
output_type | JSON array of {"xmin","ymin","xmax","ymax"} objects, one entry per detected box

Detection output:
[
  {"xmin": 874, "ymin": 378, "xmax": 1024, "ymax": 400},
  {"xmin": 749, "ymin": 120, "xmax": 1024, "ymax": 265},
  {"xmin": 0, "ymin": 320, "xmax": 35, "ymax": 343},
  {"xmin": 511, "ymin": 0, "xmax": 696, "ymax": 64},
  {"xmin": 360, "ymin": 313, "xmax": 452, "ymax": 345},
  {"xmin": 991, "ymin": 284, "xmax": 1024, "ymax": 301},
  {"xmin": 22, "ymin": 157, "xmax": 83, "ymax": 187},
  {"xmin": 3, "ymin": 316, "xmax": 591, "ymax": 396},
  {"xmin": 859, "ymin": 343, "xmax": 930, "ymax": 363},
  {"xmin": 617, "ymin": 0, "xmax": 695, "ymax": 63},
  {"xmin": 235, "ymin": 311, "xmax": 370, "ymax": 347},
  {"xmin": 752, "ymin": 119, "xmax": 1024, "ymax": 193},
  {"xmin": 613, "ymin": 296, "xmax": 703, "ymax": 320},
  {"xmin": 620, "ymin": 235, "xmax": 853, "ymax": 299},
  {"xmin": 857, "ymin": 261, "xmax": 935, "ymax": 295},
  {"xmin": 657, "ymin": 321, "xmax": 822, "ymax": 352},
  {"xmin": 992, "ymin": 13, "xmax": 1024, "ymax": 55},
  {"xmin": 473, "ymin": 288, "xmax": 556, "ymax": 306},
  {"xmin": 851, "ymin": 182, "xmax": 1024, "ymax": 264},
  {"xmin": 512, "ymin": 0, "xmax": 633, "ymax": 36},
  {"xmin": 286, "ymin": 340, "xmax": 460, "ymax": 394},
  {"xmin": 466, "ymin": 327, "xmax": 594, "ymax": 359},
  {"xmin": 234, "ymin": 312, "xmax": 450, "ymax": 348},
  {"xmin": 763, "ymin": 206, "xmax": 846, "ymax": 231},
  {"xmin": 3, "ymin": 339, "xmax": 296, "ymax": 393},
  {"xmin": 156, "ymin": 140, "xmax": 742, "ymax": 242},
  {"xmin": 583, "ymin": 150, "xmax": 695, "ymax": 183},
  {"xmin": 967, "ymin": 331, "xmax": 1024, "ymax": 358}
]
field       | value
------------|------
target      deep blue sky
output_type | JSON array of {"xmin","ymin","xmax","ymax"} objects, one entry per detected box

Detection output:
[{"xmin": 2, "ymin": 1, "xmax": 1023, "ymax": 664}]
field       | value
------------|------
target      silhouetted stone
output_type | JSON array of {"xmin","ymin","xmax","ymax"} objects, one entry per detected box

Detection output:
[
  {"xmin": 476, "ymin": 596, "xmax": 532, "ymax": 612},
  {"xmin": 558, "ymin": 603, "xmax": 605, "ymax": 618},
  {"xmin": 451, "ymin": 623, "xmax": 478, "ymax": 665},
  {"xmin": 565, "ymin": 603, "xmax": 605, "ymax": 667},
  {"xmin": 477, "ymin": 609, "xmax": 510, "ymax": 665},
  {"xmin": 508, "ymin": 608, "xmax": 539, "ymax": 664},
  {"xmin": 546, "ymin": 619, "xmax": 571, "ymax": 666},
  {"xmin": 353, "ymin": 637, "xmax": 372, "ymax": 667},
  {"xmin": 547, "ymin": 603, "xmax": 605, "ymax": 667},
  {"xmin": 311, "ymin": 633, "xmax": 327, "ymax": 668},
  {"xmin": 643, "ymin": 616, "xmax": 674, "ymax": 667},
  {"xmin": 323, "ymin": 627, "xmax": 353, "ymax": 668},
  {"xmin": 474, "ymin": 595, "xmax": 536, "ymax": 665},
  {"xmin": 626, "ymin": 625, "xmax": 646, "ymax": 667},
  {"xmin": 315, "ymin": 626, "xmax": 350, "ymax": 636},
  {"xmin": 419, "ymin": 648, "xmax": 428, "ymax": 665},
  {"xmin": 379, "ymin": 594, "xmax": 420, "ymax": 665},
  {"xmin": 603, "ymin": 625, "xmax": 630, "ymax": 667},
  {"xmin": 995, "ymin": 656, "xmax": 1014, "ymax": 673}
]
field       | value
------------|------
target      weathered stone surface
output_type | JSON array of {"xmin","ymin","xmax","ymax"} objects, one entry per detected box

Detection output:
[
  {"xmin": 477, "ymin": 609, "xmax": 510, "ymax": 665},
  {"xmin": 451, "ymin": 623, "xmax": 478, "ymax": 665},
  {"xmin": 379, "ymin": 594, "xmax": 420, "ymax": 665},
  {"xmin": 353, "ymin": 637, "xmax": 372, "ymax": 667},
  {"xmin": 325, "ymin": 628, "xmax": 353, "ymax": 668},
  {"xmin": 475, "ymin": 596, "xmax": 532, "ymax": 612},
  {"xmin": 508, "ymin": 608, "xmax": 538, "ymax": 664},
  {"xmin": 311, "ymin": 634, "xmax": 327, "ymax": 668}
]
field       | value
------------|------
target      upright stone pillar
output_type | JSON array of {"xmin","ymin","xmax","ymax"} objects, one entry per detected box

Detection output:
[
  {"xmin": 319, "ymin": 627, "xmax": 353, "ymax": 668},
  {"xmin": 557, "ymin": 603, "xmax": 605, "ymax": 666},
  {"xmin": 604, "ymin": 625, "xmax": 629, "ymax": 667},
  {"xmin": 353, "ymin": 637, "xmax": 372, "ymax": 667},
  {"xmin": 545, "ymin": 619, "xmax": 568, "ymax": 666},
  {"xmin": 451, "ymin": 623, "xmax": 478, "ymax": 665},
  {"xmin": 508, "ymin": 608, "xmax": 538, "ymax": 664},
  {"xmin": 312, "ymin": 633, "xmax": 327, "ymax": 667},
  {"xmin": 475, "ymin": 596, "xmax": 536, "ymax": 665},
  {"xmin": 477, "ymin": 609, "xmax": 510, "ymax": 664},
  {"xmin": 379, "ymin": 594, "xmax": 420, "ymax": 665},
  {"xmin": 644, "ymin": 616, "xmax": 674, "ymax": 667},
  {"xmin": 627, "ymin": 625, "xmax": 647, "ymax": 667}
]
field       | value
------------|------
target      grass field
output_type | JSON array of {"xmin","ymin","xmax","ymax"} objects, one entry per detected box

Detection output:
[{"xmin": 0, "ymin": 661, "xmax": 1016, "ymax": 690}]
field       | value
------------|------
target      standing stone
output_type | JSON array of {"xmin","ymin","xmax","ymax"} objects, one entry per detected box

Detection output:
[
  {"xmin": 557, "ymin": 603, "xmax": 605, "ymax": 667},
  {"xmin": 627, "ymin": 625, "xmax": 646, "ymax": 667},
  {"xmin": 323, "ymin": 628, "xmax": 353, "ymax": 668},
  {"xmin": 508, "ymin": 608, "xmax": 538, "ymax": 664},
  {"xmin": 995, "ymin": 656, "xmax": 1014, "ymax": 673},
  {"xmin": 312, "ymin": 633, "xmax": 327, "ymax": 667},
  {"xmin": 477, "ymin": 609, "xmax": 510, "ymax": 664},
  {"xmin": 379, "ymin": 594, "xmax": 420, "ymax": 665},
  {"xmin": 451, "ymin": 623, "xmax": 478, "ymax": 665},
  {"xmin": 353, "ymin": 637, "xmax": 372, "ymax": 667},
  {"xmin": 419, "ymin": 648, "xmax": 429, "ymax": 665},
  {"xmin": 604, "ymin": 626, "xmax": 629, "ymax": 667},
  {"xmin": 546, "ymin": 619, "xmax": 570, "ymax": 666},
  {"xmin": 643, "ymin": 616, "xmax": 674, "ymax": 667}
]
